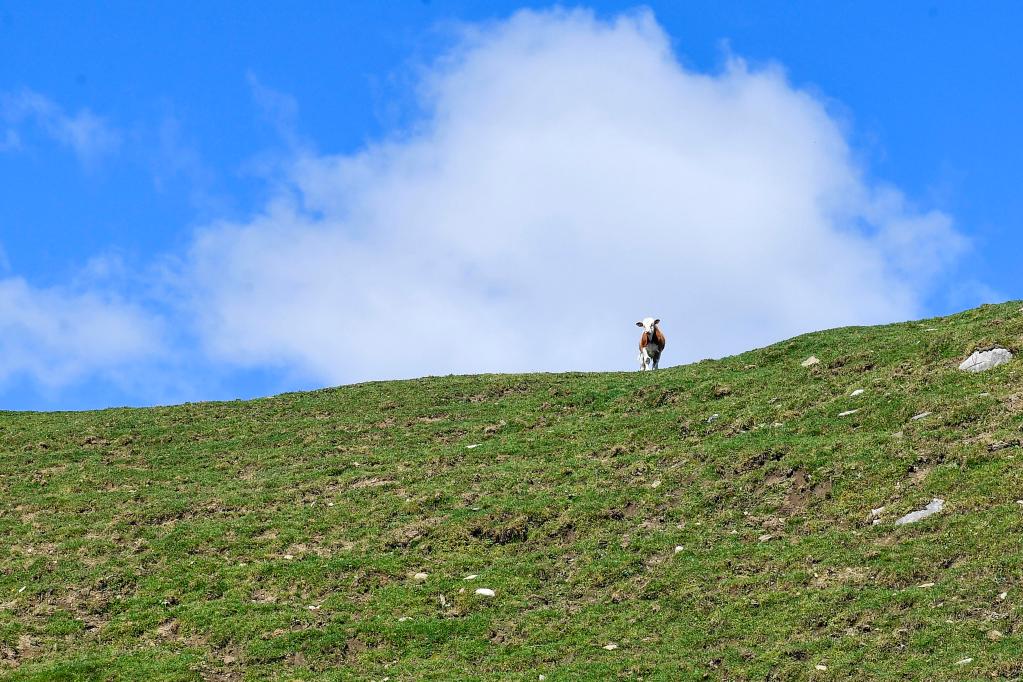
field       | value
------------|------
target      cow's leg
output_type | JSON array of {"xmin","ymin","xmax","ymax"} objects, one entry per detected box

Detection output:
[
  {"xmin": 639, "ymin": 349, "xmax": 649, "ymax": 371},
  {"xmin": 652, "ymin": 354, "xmax": 660, "ymax": 370}
]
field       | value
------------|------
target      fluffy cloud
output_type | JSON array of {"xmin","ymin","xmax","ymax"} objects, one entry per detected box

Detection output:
[
  {"xmin": 0, "ymin": 276, "xmax": 161, "ymax": 389},
  {"xmin": 183, "ymin": 8, "xmax": 965, "ymax": 384}
]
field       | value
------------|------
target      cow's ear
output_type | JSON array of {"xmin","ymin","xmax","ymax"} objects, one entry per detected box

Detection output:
[
  {"xmin": 635, "ymin": 321, "xmax": 644, "ymax": 327},
  {"xmin": 654, "ymin": 319, "xmax": 660, "ymax": 325}
]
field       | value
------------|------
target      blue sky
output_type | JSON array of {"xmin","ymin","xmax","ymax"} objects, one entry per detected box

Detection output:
[{"xmin": 1, "ymin": 2, "xmax": 1020, "ymax": 411}]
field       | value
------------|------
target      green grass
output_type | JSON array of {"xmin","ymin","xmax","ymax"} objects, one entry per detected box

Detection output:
[{"xmin": 2, "ymin": 302, "xmax": 1022, "ymax": 680}]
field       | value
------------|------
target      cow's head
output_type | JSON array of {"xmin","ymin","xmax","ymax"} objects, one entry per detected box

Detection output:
[{"xmin": 635, "ymin": 317, "xmax": 660, "ymax": 335}]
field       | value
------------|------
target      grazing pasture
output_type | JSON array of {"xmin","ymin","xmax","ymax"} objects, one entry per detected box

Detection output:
[{"xmin": 1, "ymin": 302, "xmax": 1022, "ymax": 680}]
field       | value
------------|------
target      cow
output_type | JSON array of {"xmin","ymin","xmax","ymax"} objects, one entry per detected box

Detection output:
[{"xmin": 636, "ymin": 317, "xmax": 665, "ymax": 371}]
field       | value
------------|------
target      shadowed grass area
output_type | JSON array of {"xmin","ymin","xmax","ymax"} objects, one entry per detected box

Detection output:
[{"xmin": 1, "ymin": 301, "xmax": 1022, "ymax": 680}]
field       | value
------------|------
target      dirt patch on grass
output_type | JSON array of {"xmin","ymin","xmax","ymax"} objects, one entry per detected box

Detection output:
[
  {"xmin": 907, "ymin": 465, "xmax": 932, "ymax": 485},
  {"xmin": 781, "ymin": 470, "xmax": 832, "ymax": 514},
  {"xmin": 737, "ymin": 449, "xmax": 786, "ymax": 474},
  {"xmin": 156, "ymin": 619, "xmax": 179, "ymax": 639},
  {"xmin": 604, "ymin": 501, "xmax": 641, "ymax": 520},
  {"xmin": 385, "ymin": 517, "xmax": 442, "ymax": 548},
  {"xmin": 812, "ymin": 566, "xmax": 871, "ymax": 588},
  {"xmin": 350, "ymin": 477, "xmax": 396, "ymax": 489},
  {"xmin": 471, "ymin": 513, "xmax": 531, "ymax": 544},
  {"xmin": 712, "ymin": 385, "xmax": 733, "ymax": 399}
]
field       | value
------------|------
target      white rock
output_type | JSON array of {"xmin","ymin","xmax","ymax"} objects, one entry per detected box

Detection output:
[
  {"xmin": 414, "ymin": 572, "xmax": 428, "ymax": 582},
  {"xmin": 475, "ymin": 588, "xmax": 495, "ymax": 597},
  {"xmin": 894, "ymin": 498, "xmax": 945, "ymax": 525},
  {"xmin": 815, "ymin": 664, "xmax": 828, "ymax": 671},
  {"xmin": 955, "ymin": 657, "xmax": 973, "ymax": 665},
  {"xmin": 464, "ymin": 574, "xmax": 478, "ymax": 580},
  {"xmin": 850, "ymin": 389, "xmax": 864, "ymax": 397},
  {"xmin": 650, "ymin": 480, "xmax": 662, "ymax": 489},
  {"xmin": 918, "ymin": 582, "xmax": 935, "ymax": 588},
  {"xmin": 871, "ymin": 506, "xmax": 885, "ymax": 517},
  {"xmin": 707, "ymin": 413, "xmax": 720, "ymax": 423},
  {"xmin": 466, "ymin": 443, "xmax": 483, "ymax": 449},
  {"xmin": 959, "ymin": 347, "xmax": 1013, "ymax": 373},
  {"xmin": 838, "ymin": 409, "xmax": 859, "ymax": 417},
  {"xmin": 674, "ymin": 545, "xmax": 684, "ymax": 554},
  {"xmin": 398, "ymin": 616, "xmax": 411, "ymax": 622},
  {"xmin": 758, "ymin": 534, "xmax": 773, "ymax": 542},
  {"xmin": 801, "ymin": 356, "xmax": 821, "ymax": 367},
  {"xmin": 910, "ymin": 412, "xmax": 931, "ymax": 421},
  {"xmin": 603, "ymin": 643, "xmax": 619, "ymax": 650},
  {"xmin": 998, "ymin": 591, "xmax": 1008, "ymax": 600}
]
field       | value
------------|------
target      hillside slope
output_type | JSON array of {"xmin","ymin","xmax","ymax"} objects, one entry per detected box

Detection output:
[{"xmin": 1, "ymin": 302, "xmax": 1022, "ymax": 680}]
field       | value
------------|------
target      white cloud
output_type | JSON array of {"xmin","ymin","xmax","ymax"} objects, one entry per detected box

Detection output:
[
  {"xmin": 181, "ymin": 8, "xmax": 966, "ymax": 384},
  {"xmin": 246, "ymin": 73, "xmax": 302, "ymax": 148},
  {"xmin": 0, "ymin": 276, "xmax": 162, "ymax": 389},
  {"xmin": 1, "ymin": 90, "xmax": 120, "ymax": 165}
]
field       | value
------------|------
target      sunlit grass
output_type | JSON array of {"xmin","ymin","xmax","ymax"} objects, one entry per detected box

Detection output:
[{"xmin": 1, "ymin": 302, "xmax": 1021, "ymax": 680}]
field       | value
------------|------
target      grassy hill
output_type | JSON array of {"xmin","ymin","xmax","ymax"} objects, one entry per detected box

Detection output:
[{"xmin": 1, "ymin": 302, "xmax": 1022, "ymax": 680}]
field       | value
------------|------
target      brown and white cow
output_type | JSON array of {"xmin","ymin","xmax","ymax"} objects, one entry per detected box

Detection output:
[{"xmin": 636, "ymin": 317, "xmax": 665, "ymax": 371}]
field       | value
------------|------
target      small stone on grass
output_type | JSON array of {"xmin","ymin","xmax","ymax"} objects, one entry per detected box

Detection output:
[
  {"xmin": 895, "ymin": 498, "xmax": 944, "ymax": 525},
  {"xmin": 959, "ymin": 347, "xmax": 1013, "ymax": 373}
]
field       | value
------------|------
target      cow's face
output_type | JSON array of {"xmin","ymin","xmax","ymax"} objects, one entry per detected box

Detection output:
[{"xmin": 635, "ymin": 317, "xmax": 659, "ymax": 335}]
